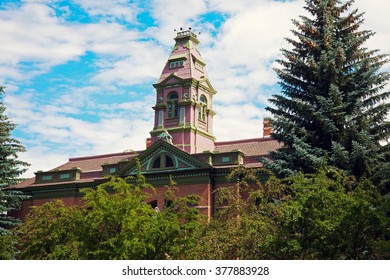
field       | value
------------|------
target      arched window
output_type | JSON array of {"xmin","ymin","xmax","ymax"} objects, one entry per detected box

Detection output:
[
  {"xmin": 167, "ymin": 92, "xmax": 178, "ymax": 118},
  {"xmin": 151, "ymin": 154, "xmax": 175, "ymax": 169},
  {"xmin": 152, "ymin": 156, "xmax": 161, "ymax": 168},
  {"xmin": 165, "ymin": 155, "xmax": 174, "ymax": 167},
  {"xmin": 198, "ymin": 95, "xmax": 207, "ymax": 121},
  {"xmin": 148, "ymin": 200, "xmax": 158, "ymax": 209}
]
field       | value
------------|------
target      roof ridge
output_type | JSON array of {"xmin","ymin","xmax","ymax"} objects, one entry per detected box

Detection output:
[
  {"xmin": 69, "ymin": 150, "xmax": 142, "ymax": 162},
  {"xmin": 215, "ymin": 137, "xmax": 275, "ymax": 145}
]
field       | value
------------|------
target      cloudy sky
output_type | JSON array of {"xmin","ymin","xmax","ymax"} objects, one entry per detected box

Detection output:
[{"xmin": 1, "ymin": 0, "xmax": 389, "ymax": 177}]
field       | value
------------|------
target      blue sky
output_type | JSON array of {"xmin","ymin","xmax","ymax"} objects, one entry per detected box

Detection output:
[{"xmin": 1, "ymin": 0, "xmax": 389, "ymax": 177}]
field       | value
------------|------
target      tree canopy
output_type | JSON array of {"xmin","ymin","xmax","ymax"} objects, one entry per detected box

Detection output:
[
  {"xmin": 16, "ymin": 161, "xmax": 203, "ymax": 260},
  {"xmin": 0, "ymin": 86, "xmax": 29, "ymax": 259},
  {"xmin": 265, "ymin": 0, "xmax": 390, "ymax": 190},
  {"xmin": 189, "ymin": 167, "xmax": 390, "ymax": 259}
]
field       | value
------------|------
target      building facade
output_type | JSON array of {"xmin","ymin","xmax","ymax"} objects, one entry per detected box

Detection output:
[{"xmin": 11, "ymin": 30, "xmax": 281, "ymax": 219}]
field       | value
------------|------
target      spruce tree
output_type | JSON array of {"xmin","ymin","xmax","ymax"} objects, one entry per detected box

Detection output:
[
  {"xmin": 0, "ymin": 86, "xmax": 29, "ymax": 235},
  {"xmin": 265, "ymin": 0, "xmax": 390, "ymax": 185}
]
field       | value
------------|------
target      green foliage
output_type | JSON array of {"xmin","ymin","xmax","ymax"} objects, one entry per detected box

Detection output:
[
  {"xmin": 16, "ymin": 159, "xmax": 203, "ymax": 259},
  {"xmin": 0, "ymin": 86, "xmax": 30, "ymax": 258},
  {"xmin": 0, "ymin": 87, "xmax": 30, "ymax": 190},
  {"xmin": 16, "ymin": 200, "xmax": 86, "ymax": 260},
  {"xmin": 266, "ymin": 0, "xmax": 390, "ymax": 185},
  {"xmin": 190, "ymin": 166, "xmax": 390, "ymax": 259},
  {"xmin": 160, "ymin": 177, "xmax": 204, "ymax": 259},
  {"xmin": 14, "ymin": 163, "xmax": 389, "ymax": 260},
  {"xmin": 188, "ymin": 167, "xmax": 283, "ymax": 259},
  {"xmin": 267, "ymin": 168, "xmax": 389, "ymax": 260},
  {"xmin": 0, "ymin": 232, "xmax": 19, "ymax": 260},
  {"xmin": 271, "ymin": 168, "xmax": 390, "ymax": 259}
]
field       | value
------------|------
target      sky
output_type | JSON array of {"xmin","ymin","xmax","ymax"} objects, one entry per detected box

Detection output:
[{"xmin": 0, "ymin": 0, "xmax": 389, "ymax": 178}]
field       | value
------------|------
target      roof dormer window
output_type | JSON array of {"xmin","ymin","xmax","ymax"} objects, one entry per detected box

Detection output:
[
  {"xmin": 169, "ymin": 60, "xmax": 185, "ymax": 69},
  {"xmin": 35, "ymin": 167, "xmax": 82, "ymax": 184},
  {"xmin": 59, "ymin": 173, "xmax": 71, "ymax": 179},
  {"xmin": 42, "ymin": 175, "xmax": 53, "ymax": 181}
]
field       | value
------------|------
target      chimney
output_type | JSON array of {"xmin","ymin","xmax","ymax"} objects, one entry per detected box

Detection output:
[
  {"xmin": 146, "ymin": 138, "xmax": 152, "ymax": 149},
  {"xmin": 263, "ymin": 118, "xmax": 272, "ymax": 137}
]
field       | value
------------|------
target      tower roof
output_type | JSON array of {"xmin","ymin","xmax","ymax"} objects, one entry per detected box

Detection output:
[{"xmin": 156, "ymin": 28, "xmax": 212, "ymax": 85}]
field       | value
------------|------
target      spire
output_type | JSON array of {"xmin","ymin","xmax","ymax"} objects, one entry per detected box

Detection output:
[
  {"xmin": 155, "ymin": 27, "xmax": 214, "ymax": 90},
  {"xmin": 150, "ymin": 28, "xmax": 217, "ymax": 154}
]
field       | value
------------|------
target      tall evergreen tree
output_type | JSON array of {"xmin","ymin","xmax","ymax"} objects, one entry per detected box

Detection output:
[
  {"xmin": 0, "ymin": 86, "xmax": 29, "ymax": 235},
  {"xmin": 265, "ymin": 0, "xmax": 390, "ymax": 185}
]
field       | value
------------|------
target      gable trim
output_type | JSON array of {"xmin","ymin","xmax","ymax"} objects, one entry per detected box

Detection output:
[{"xmin": 116, "ymin": 140, "xmax": 211, "ymax": 176}]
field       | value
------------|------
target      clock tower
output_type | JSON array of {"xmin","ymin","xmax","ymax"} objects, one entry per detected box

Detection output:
[{"xmin": 150, "ymin": 29, "xmax": 217, "ymax": 154}]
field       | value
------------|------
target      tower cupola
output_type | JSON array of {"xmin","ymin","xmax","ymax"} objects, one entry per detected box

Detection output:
[{"xmin": 150, "ymin": 29, "xmax": 217, "ymax": 154}]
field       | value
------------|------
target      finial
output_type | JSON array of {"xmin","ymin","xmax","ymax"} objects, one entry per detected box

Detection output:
[{"xmin": 157, "ymin": 130, "xmax": 173, "ymax": 144}]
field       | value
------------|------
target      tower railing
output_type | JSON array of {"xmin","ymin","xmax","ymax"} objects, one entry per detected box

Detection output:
[{"xmin": 176, "ymin": 30, "xmax": 197, "ymax": 39}]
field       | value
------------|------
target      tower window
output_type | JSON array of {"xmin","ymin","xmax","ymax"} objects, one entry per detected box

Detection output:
[
  {"xmin": 167, "ymin": 92, "xmax": 178, "ymax": 118},
  {"xmin": 198, "ymin": 95, "xmax": 207, "ymax": 121},
  {"xmin": 195, "ymin": 62, "xmax": 204, "ymax": 72}
]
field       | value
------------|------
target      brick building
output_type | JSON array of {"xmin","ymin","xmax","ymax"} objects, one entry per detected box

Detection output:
[{"xmin": 10, "ymin": 30, "xmax": 281, "ymax": 219}]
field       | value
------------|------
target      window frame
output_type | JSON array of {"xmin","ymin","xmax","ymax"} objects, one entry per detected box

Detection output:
[
  {"xmin": 167, "ymin": 92, "xmax": 179, "ymax": 118},
  {"xmin": 169, "ymin": 60, "xmax": 185, "ymax": 69},
  {"xmin": 198, "ymin": 95, "xmax": 207, "ymax": 122},
  {"xmin": 151, "ymin": 154, "xmax": 176, "ymax": 170}
]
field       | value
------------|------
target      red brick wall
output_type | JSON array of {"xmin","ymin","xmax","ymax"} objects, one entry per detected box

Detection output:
[
  {"xmin": 145, "ymin": 182, "xmax": 212, "ymax": 217},
  {"xmin": 12, "ymin": 182, "xmax": 213, "ymax": 220},
  {"xmin": 10, "ymin": 196, "xmax": 84, "ymax": 221}
]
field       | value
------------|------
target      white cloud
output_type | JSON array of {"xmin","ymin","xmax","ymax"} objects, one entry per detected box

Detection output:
[
  {"xmin": 355, "ymin": 0, "xmax": 390, "ymax": 73},
  {"xmin": 73, "ymin": 0, "xmax": 140, "ymax": 23},
  {"xmin": 5, "ymin": 87, "xmax": 154, "ymax": 176},
  {"xmin": 90, "ymin": 40, "xmax": 167, "ymax": 85},
  {"xmin": 18, "ymin": 146, "xmax": 69, "ymax": 178},
  {"xmin": 0, "ymin": 2, "xmax": 157, "ymax": 83},
  {"xmin": 199, "ymin": 0, "xmax": 304, "ymax": 140},
  {"xmin": 0, "ymin": 3, "xmax": 85, "ymax": 80},
  {"xmin": 146, "ymin": 0, "xmax": 208, "ymax": 46},
  {"xmin": 213, "ymin": 103, "xmax": 268, "ymax": 141},
  {"xmin": 204, "ymin": 0, "xmax": 303, "ymax": 93}
]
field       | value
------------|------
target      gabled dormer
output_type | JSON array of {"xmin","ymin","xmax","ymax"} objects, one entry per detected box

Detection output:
[
  {"xmin": 34, "ymin": 167, "xmax": 82, "ymax": 184},
  {"xmin": 150, "ymin": 29, "xmax": 217, "ymax": 154},
  {"xmin": 116, "ymin": 139, "xmax": 211, "ymax": 176}
]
